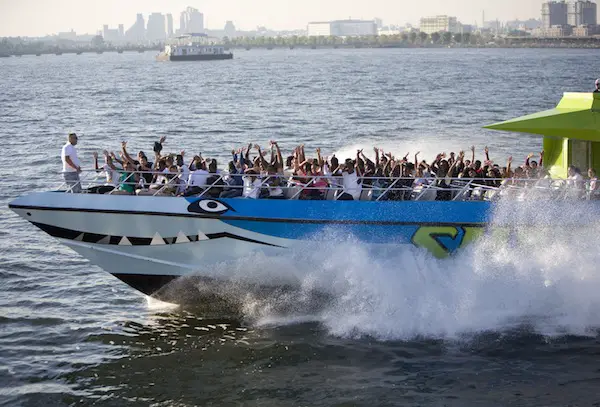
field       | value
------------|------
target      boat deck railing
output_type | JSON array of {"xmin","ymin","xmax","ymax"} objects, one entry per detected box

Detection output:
[{"xmin": 57, "ymin": 170, "xmax": 599, "ymax": 202}]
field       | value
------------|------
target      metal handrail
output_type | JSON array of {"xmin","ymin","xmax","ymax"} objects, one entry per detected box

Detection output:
[{"xmin": 56, "ymin": 170, "xmax": 599, "ymax": 201}]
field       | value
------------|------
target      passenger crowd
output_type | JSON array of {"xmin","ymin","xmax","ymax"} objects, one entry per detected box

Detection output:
[{"xmin": 60, "ymin": 133, "xmax": 600, "ymax": 201}]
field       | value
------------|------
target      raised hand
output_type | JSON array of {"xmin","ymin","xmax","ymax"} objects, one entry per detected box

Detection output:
[
  {"xmin": 528, "ymin": 153, "xmax": 534, "ymax": 159},
  {"xmin": 508, "ymin": 156, "xmax": 513, "ymax": 163},
  {"xmin": 484, "ymin": 146, "xmax": 489, "ymax": 154},
  {"xmin": 103, "ymin": 150, "xmax": 109, "ymax": 157},
  {"xmin": 92, "ymin": 152, "xmax": 98, "ymax": 159},
  {"xmin": 121, "ymin": 141, "xmax": 127, "ymax": 149},
  {"xmin": 180, "ymin": 150, "xmax": 185, "ymax": 157},
  {"xmin": 159, "ymin": 136, "xmax": 167, "ymax": 144},
  {"xmin": 540, "ymin": 150, "xmax": 545, "ymax": 157},
  {"xmin": 254, "ymin": 144, "xmax": 261, "ymax": 150},
  {"xmin": 470, "ymin": 145, "xmax": 475, "ymax": 153}
]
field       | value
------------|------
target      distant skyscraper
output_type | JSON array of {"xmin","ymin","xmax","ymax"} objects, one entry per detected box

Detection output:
[
  {"xmin": 118, "ymin": 24, "xmax": 124, "ymax": 38},
  {"xmin": 374, "ymin": 17, "xmax": 383, "ymax": 29},
  {"xmin": 542, "ymin": 1, "xmax": 568, "ymax": 28},
  {"xmin": 567, "ymin": 1, "xmax": 597, "ymax": 26},
  {"xmin": 166, "ymin": 14, "xmax": 174, "ymax": 37},
  {"xmin": 179, "ymin": 7, "xmax": 204, "ymax": 34},
  {"xmin": 146, "ymin": 13, "xmax": 166, "ymax": 41},
  {"xmin": 126, "ymin": 13, "xmax": 146, "ymax": 42}
]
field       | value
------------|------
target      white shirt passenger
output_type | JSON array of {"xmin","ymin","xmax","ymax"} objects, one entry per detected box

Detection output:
[
  {"xmin": 61, "ymin": 143, "xmax": 80, "ymax": 173},
  {"xmin": 342, "ymin": 170, "xmax": 362, "ymax": 200},
  {"xmin": 243, "ymin": 176, "xmax": 262, "ymax": 199},
  {"xmin": 103, "ymin": 164, "xmax": 120, "ymax": 187},
  {"xmin": 188, "ymin": 169, "xmax": 209, "ymax": 187}
]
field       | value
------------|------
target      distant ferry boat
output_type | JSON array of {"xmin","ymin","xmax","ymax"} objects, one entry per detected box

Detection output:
[{"xmin": 156, "ymin": 33, "xmax": 233, "ymax": 62}]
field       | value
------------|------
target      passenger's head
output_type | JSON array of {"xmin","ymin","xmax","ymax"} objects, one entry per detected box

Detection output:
[
  {"xmin": 286, "ymin": 155, "xmax": 294, "ymax": 168},
  {"xmin": 530, "ymin": 160, "xmax": 538, "ymax": 168},
  {"xmin": 228, "ymin": 160, "xmax": 236, "ymax": 173},
  {"xmin": 138, "ymin": 151, "xmax": 146, "ymax": 160},
  {"xmin": 169, "ymin": 165, "xmax": 178, "ymax": 173},
  {"xmin": 158, "ymin": 158, "xmax": 167, "ymax": 171},
  {"xmin": 568, "ymin": 166, "xmax": 576, "ymax": 176},
  {"xmin": 140, "ymin": 155, "xmax": 149, "ymax": 166},
  {"xmin": 331, "ymin": 156, "xmax": 339, "ymax": 169},
  {"xmin": 467, "ymin": 168, "xmax": 477, "ymax": 178},
  {"xmin": 589, "ymin": 168, "xmax": 597, "ymax": 178},
  {"xmin": 124, "ymin": 161, "xmax": 135, "ymax": 172},
  {"xmin": 68, "ymin": 133, "xmax": 78, "ymax": 145},
  {"xmin": 596, "ymin": 79, "xmax": 600, "ymax": 90},
  {"xmin": 474, "ymin": 160, "xmax": 481, "ymax": 170},
  {"xmin": 344, "ymin": 159, "xmax": 354, "ymax": 173},
  {"xmin": 208, "ymin": 159, "xmax": 217, "ymax": 173},
  {"xmin": 514, "ymin": 167, "xmax": 524, "ymax": 178},
  {"xmin": 165, "ymin": 156, "xmax": 174, "ymax": 167},
  {"xmin": 439, "ymin": 160, "xmax": 449, "ymax": 173},
  {"xmin": 311, "ymin": 160, "xmax": 321, "ymax": 174},
  {"xmin": 176, "ymin": 154, "xmax": 184, "ymax": 167}
]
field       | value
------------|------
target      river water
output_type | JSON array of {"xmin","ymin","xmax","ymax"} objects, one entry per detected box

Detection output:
[{"xmin": 2, "ymin": 48, "xmax": 600, "ymax": 406}]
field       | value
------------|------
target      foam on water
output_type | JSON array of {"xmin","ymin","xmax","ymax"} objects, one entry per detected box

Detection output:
[{"xmin": 208, "ymin": 197, "xmax": 600, "ymax": 341}]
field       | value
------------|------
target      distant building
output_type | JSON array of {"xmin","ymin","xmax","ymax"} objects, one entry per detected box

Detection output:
[
  {"xmin": 419, "ymin": 15, "xmax": 460, "ymax": 34},
  {"xmin": 542, "ymin": 1, "xmax": 568, "ymax": 28},
  {"xmin": 126, "ymin": 13, "xmax": 145, "ymax": 42},
  {"xmin": 166, "ymin": 14, "xmax": 174, "ymax": 37},
  {"xmin": 224, "ymin": 21, "xmax": 236, "ymax": 37},
  {"xmin": 147, "ymin": 13, "xmax": 166, "ymax": 41},
  {"xmin": 179, "ymin": 7, "xmax": 204, "ymax": 34},
  {"xmin": 374, "ymin": 17, "xmax": 383, "ymax": 29},
  {"xmin": 102, "ymin": 24, "xmax": 123, "ymax": 42},
  {"xmin": 118, "ymin": 24, "xmax": 124, "ymax": 38},
  {"xmin": 506, "ymin": 19, "xmax": 542, "ymax": 31},
  {"xmin": 567, "ymin": 1, "xmax": 597, "ymax": 26},
  {"xmin": 57, "ymin": 29, "xmax": 77, "ymax": 40},
  {"xmin": 307, "ymin": 19, "xmax": 377, "ymax": 37},
  {"xmin": 534, "ymin": 24, "xmax": 573, "ymax": 36}
]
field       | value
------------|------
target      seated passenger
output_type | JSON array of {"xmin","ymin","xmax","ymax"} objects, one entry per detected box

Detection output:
[
  {"xmin": 90, "ymin": 151, "xmax": 118, "ymax": 194},
  {"xmin": 265, "ymin": 165, "xmax": 285, "ymax": 199},
  {"xmin": 204, "ymin": 159, "xmax": 225, "ymax": 198},
  {"xmin": 184, "ymin": 158, "xmax": 209, "ymax": 197},
  {"xmin": 112, "ymin": 162, "xmax": 138, "ymax": 195},
  {"xmin": 220, "ymin": 160, "xmax": 244, "ymax": 198},
  {"xmin": 336, "ymin": 159, "xmax": 362, "ymax": 201},
  {"xmin": 242, "ymin": 169, "xmax": 262, "ymax": 199}
]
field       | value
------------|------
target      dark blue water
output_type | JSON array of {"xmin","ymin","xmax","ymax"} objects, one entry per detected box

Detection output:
[{"xmin": 2, "ymin": 48, "xmax": 600, "ymax": 406}]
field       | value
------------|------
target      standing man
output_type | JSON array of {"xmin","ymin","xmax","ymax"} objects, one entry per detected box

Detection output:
[{"xmin": 61, "ymin": 133, "xmax": 82, "ymax": 193}]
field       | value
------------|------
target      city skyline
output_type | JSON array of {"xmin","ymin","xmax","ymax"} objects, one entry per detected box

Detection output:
[{"xmin": 0, "ymin": 0, "xmax": 556, "ymax": 37}]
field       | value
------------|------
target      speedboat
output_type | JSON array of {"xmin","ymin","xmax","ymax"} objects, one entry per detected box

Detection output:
[{"xmin": 9, "ymin": 92, "xmax": 600, "ymax": 298}]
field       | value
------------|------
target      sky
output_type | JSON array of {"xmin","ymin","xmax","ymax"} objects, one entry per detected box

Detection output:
[{"xmin": 1, "ymin": 0, "xmax": 545, "ymax": 37}]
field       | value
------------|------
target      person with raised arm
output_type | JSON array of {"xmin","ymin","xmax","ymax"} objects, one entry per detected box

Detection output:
[
  {"xmin": 61, "ymin": 133, "xmax": 82, "ymax": 193},
  {"xmin": 91, "ymin": 150, "xmax": 120, "ymax": 194}
]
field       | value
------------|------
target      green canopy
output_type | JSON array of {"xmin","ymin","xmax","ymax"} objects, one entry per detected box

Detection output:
[{"xmin": 484, "ymin": 92, "xmax": 600, "ymax": 142}]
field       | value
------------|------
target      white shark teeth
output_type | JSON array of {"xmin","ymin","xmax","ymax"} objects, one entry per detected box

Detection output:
[
  {"xmin": 151, "ymin": 233, "xmax": 165, "ymax": 246},
  {"xmin": 176, "ymin": 232, "xmax": 190, "ymax": 244}
]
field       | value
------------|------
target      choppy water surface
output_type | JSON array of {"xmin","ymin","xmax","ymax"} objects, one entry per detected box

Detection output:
[{"xmin": 2, "ymin": 49, "xmax": 600, "ymax": 406}]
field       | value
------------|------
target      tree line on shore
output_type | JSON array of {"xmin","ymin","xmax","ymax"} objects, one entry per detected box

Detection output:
[
  {"xmin": 220, "ymin": 32, "xmax": 600, "ymax": 49},
  {"xmin": 3, "ymin": 31, "xmax": 600, "ymax": 56}
]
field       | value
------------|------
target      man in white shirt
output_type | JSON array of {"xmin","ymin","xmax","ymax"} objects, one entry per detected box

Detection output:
[
  {"xmin": 339, "ymin": 159, "xmax": 362, "ymax": 200},
  {"xmin": 61, "ymin": 133, "xmax": 82, "ymax": 193}
]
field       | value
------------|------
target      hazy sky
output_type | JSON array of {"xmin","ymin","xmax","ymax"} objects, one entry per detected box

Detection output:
[{"xmin": 1, "ymin": 0, "xmax": 546, "ymax": 37}]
